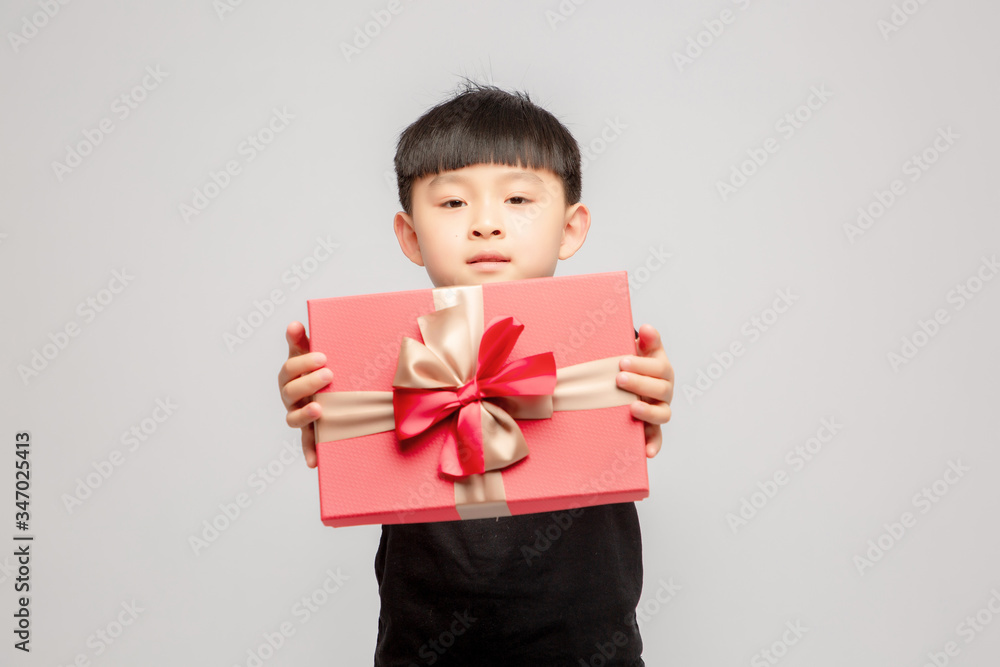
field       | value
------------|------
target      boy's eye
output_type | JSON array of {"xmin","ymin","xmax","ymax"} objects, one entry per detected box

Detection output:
[{"xmin": 440, "ymin": 197, "xmax": 531, "ymax": 207}]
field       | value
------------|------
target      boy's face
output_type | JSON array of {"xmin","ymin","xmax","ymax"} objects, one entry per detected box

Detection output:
[{"xmin": 393, "ymin": 163, "xmax": 590, "ymax": 288}]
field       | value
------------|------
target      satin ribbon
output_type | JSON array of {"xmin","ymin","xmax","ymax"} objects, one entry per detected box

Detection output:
[
  {"xmin": 313, "ymin": 284, "xmax": 636, "ymax": 519},
  {"xmin": 392, "ymin": 311, "xmax": 557, "ymax": 478}
]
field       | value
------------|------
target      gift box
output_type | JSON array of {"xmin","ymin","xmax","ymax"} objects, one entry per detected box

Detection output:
[{"xmin": 307, "ymin": 271, "xmax": 648, "ymax": 527}]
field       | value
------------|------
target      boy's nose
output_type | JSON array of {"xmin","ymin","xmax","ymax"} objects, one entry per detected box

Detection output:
[
  {"xmin": 472, "ymin": 226, "xmax": 503, "ymax": 238},
  {"xmin": 469, "ymin": 214, "xmax": 505, "ymax": 238}
]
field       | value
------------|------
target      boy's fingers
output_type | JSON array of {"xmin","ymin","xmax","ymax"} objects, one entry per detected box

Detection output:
[
  {"xmin": 620, "ymin": 355, "xmax": 673, "ymax": 383},
  {"xmin": 645, "ymin": 423, "xmax": 663, "ymax": 458},
  {"xmin": 636, "ymin": 324, "xmax": 664, "ymax": 355},
  {"xmin": 286, "ymin": 321, "xmax": 311, "ymax": 358},
  {"xmin": 631, "ymin": 399, "xmax": 671, "ymax": 426},
  {"xmin": 278, "ymin": 352, "xmax": 328, "ymax": 389},
  {"xmin": 619, "ymin": 374, "xmax": 672, "ymax": 406},
  {"xmin": 301, "ymin": 427, "xmax": 317, "ymax": 469},
  {"xmin": 281, "ymin": 369, "xmax": 333, "ymax": 411},
  {"xmin": 286, "ymin": 400, "xmax": 323, "ymax": 430}
]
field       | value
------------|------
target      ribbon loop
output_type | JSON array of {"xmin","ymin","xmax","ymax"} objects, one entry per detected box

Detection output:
[{"xmin": 392, "ymin": 303, "xmax": 557, "ymax": 478}]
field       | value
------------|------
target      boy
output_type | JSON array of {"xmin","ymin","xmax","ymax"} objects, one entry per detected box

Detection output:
[{"xmin": 278, "ymin": 82, "xmax": 673, "ymax": 665}]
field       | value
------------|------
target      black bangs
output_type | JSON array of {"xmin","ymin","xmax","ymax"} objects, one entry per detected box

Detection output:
[{"xmin": 394, "ymin": 81, "xmax": 582, "ymax": 215}]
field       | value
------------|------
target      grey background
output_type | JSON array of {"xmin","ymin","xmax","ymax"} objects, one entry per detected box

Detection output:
[{"xmin": 2, "ymin": 0, "xmax": 999, "ymax": 665}]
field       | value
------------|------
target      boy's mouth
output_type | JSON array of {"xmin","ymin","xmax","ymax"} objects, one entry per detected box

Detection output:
[{"xmin": 467, "ymin": 252, "xmax": 510, "ymax": 264}]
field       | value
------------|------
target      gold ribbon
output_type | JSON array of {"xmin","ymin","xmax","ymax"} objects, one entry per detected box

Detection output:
[{"xmin": 314, "ymin": 284, "xmax": 636, "ymax": 520}]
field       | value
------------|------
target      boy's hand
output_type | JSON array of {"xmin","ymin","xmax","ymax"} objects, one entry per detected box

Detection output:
[
  {"xmin": 616, "ymin": 324, "xmax": 674, "ymax": 458},
  {"xmin": 278, "ymin": 321, "xmax": 332, "ymax": 469}
]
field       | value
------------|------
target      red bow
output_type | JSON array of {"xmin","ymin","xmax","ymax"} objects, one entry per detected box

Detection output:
[{"xmin": 392, "ymin": 316, "xmax": 556, "ymax": 478}]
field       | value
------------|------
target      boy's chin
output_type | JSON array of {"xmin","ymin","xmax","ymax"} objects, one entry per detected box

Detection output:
[
  {"xmin": 428, "ymin": 265, "xmax": 555, "ymax": 288},
  {"xmin": 434, "ymin": 275, "xmax": 511, "ymax": 288},
  {"xmin": 430, "ymin": 267, "xmax": 516, "ymax": 287}
]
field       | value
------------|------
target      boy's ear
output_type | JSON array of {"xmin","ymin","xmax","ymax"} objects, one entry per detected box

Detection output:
[
  {"xmin": 393, "ymin": 211, "xmax": 425, "ymax": 267},
  {"xmin": 558, "ymin": 202, "xmax": 591, "ymax": 260}
]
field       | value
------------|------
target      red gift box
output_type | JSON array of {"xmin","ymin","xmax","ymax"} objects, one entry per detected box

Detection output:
[{"xmin": 306, "ymin": 271, "xmax": 648, "ymax": 527}]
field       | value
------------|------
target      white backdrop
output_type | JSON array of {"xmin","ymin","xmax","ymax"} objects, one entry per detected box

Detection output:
[{"xmin": 2, "ymin": 1, "xmax": 999, "ymax": 665}]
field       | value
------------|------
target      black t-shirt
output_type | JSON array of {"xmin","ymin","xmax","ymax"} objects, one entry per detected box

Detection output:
[
  {"xmin": 373, "ymin": 504, "xmax": 644, "ymax": 666},
  {"xmin": 373, "ymin": 330, "xmax": 645, "ymax": 667}
]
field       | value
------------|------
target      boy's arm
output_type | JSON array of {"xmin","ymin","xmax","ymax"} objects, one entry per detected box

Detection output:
[
  {"xmin": 277, "ymin": 321, "xmax": 332, "ymax": 469},
  {"xmin": 616, "ymin": 324, "xmax": 674, "ymax": 458}
]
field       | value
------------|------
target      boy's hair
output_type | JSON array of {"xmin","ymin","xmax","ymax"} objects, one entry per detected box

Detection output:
[{"xmin": 393, "ymin": 80, "xmax": 582, "ymax": 216}]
